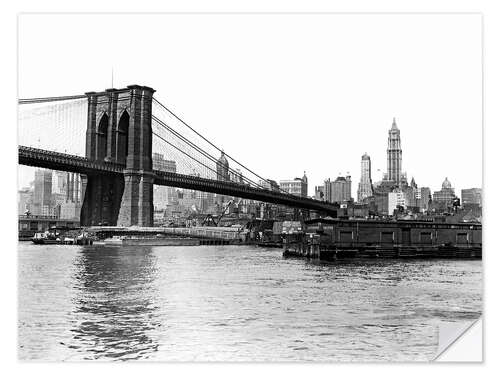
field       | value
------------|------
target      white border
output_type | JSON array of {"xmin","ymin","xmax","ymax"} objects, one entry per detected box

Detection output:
[{"xmin": 3, "ymin": 0, "xmax": 499, "ymax": 373}]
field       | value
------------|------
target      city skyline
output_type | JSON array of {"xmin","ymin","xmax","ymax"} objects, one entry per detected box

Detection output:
[
  {"xmin": 17, "ymin": 116, "xmax": 481, "ymax": 197},
  {"xmin": 18, "ymin": 14, "xmax": 481, "ymax": 198}
]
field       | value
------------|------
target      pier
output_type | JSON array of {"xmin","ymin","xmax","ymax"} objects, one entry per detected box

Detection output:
[
  {"xmin": 88, "ymin": 225, "xmax": 246, "ymax": 246},
  {"xmin": 282, "ymin": 217, "xmax": 482, "ymax": 260}
]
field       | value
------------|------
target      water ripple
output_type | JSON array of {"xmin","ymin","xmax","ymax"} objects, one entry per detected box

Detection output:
[{"xmin": 18, "ymin": 244, "xmax": 481, "ymax": 361}]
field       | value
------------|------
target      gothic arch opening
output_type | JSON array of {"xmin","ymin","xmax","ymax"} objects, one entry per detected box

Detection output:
[
  {"xmin": 96, "ymin": 113, "xmax": 109, "ymax": 161},
  {"xmin": 116, "ymin": 110, "xmax": 129, "ymax": 164}
]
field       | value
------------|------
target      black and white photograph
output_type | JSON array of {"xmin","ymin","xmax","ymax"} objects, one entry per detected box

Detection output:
[{"xmin": 14, "ymin": 11, "xmax": 486, "ymax": 364}]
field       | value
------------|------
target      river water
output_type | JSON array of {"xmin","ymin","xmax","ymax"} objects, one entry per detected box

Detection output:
[{"xmin": 18, "ymin": 243, "xmax": 482, "ymax": 361}]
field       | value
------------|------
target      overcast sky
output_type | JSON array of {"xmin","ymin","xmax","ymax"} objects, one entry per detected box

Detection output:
[{"xmin": 18, "ymin": 13, "xmax": 482, "ymax": 196}]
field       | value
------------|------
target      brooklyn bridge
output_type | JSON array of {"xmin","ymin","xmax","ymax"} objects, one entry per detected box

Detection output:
[{"xmin": 18, "ymin": 85, "xmax": 339, "ymax": 227}]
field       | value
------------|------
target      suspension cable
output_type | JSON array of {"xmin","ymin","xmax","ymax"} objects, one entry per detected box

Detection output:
[
  {"xmin": 153, "ymin": 99, "xmax": 272, "ymax": 182},
  {"xmin": 153, "ymin": 132, "xmax": 220, "ymax": 178},
  {"xmin": 152, "ymin": 116, "xmax": 263, "ymax": 189},
  {"xmin": 19, "ymin": 93, "xmax": 298, "ymax": 197},
  {"xmin": 18, "ymin": 95, "xmax": 87, "ymax": 105},
  {"xmin": 153, "ymin": 98, "xmax": 295, "ymax": 196}
]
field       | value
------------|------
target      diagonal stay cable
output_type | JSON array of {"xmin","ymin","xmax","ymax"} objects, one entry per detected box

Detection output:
[
  {"xmin": 153, "ymin": 115, "xmax": 261, "ymax": 189},
  {"xmin": 153, "ymin": 98, "xmax": 271, "ymax": 183},
  {"xmin": 153, "ymin": 131, "xmax": 220, "ymax": 178},
  {"xmin": 154, "ymin": 119, "xmax": 262, "ymax": 188},
  {"xmin": 153, "ymin": 115, "xmax": 262, "ymax": 189},
  {"xmin": 153, "ymin": 131, "xmax": 301, "ymax": 208},
  {"xmin": 153, "ymin": 98, "xmax": 295, "ymax": 197}
]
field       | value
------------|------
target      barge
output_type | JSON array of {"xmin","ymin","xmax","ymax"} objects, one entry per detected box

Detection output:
[
  {"xmin": 93, "ymin": 235, "xmax": 236, "ymax": 246},
  {"xmin": 283, "ymin": 218, "xmax": 482, "ymax": 260}
]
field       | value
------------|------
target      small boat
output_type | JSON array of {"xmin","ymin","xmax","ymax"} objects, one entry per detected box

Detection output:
[{"xmin": 32, "ymin": 232, "xmax": 61, "ymax": 245}]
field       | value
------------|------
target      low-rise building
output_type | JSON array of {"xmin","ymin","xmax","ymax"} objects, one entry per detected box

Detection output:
[
  {"xmin": 259, "ymin": 179, "xmax": 280, "ymax": 191},
  {"xmin": 461, "ymin": 188, "xmax": 482, "ymax": 206},
  {"xmin": 18, "ymin": 187, "xmax": 33, "ymax": 215},
  {"xmin": 388, "ymin": 190, "xmax": 407, "ymax": 215},
  {"xmin": 59, "ymin": 201, "xmax": 82, "ymax": 220},
  {"xmin": 314, "ymin": 185, "xmax": 325, "ymax": 201},
  {"xmin": 432, "ymin": 177, "xmax": 456, "ymax": 212},
  {"xmin": 280, "ymin": 172, "xmax": 308, "ymax": 198}
]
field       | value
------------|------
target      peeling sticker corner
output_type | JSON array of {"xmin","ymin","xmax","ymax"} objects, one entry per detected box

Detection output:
[{"xmin": 433, "ymin": 317, "xmax": 482, "ymax": 362}]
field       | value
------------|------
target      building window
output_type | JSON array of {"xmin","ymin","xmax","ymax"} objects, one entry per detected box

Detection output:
[
  {"xmin": 456, "ymin": 233, "xmax": 469, "ymax": 244},
  {"xmin": 380, "ymin": 231, "xmax": 394, "ymax": 244},
  {"xmin": 420, "ymin": 232, "xmax": 432, "ymax": 244},
  {"xmin": 339, "ymin": 230, "xmax": 353, "ymax": 243}
]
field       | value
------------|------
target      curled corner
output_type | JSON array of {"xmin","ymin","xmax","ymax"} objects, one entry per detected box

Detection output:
[{"xmin": 433, "ymin": 318, "xmax": 482, "ymax": 361}]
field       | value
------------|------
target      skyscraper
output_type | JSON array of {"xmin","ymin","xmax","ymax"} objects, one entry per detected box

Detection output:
[
  {"xmin": 65, "ymin": 173, "xmax": 82, "ymax": 203},
  {"xmin": 216, "ymin": 151, "xmax": 230, "ymax": 182},
  {"xmin": 357, "ymin": 153, "xmax": 373, "ymax": 202},
  {"xmin": 404, "ymin": 177, "xmax": 419, "ymax": 207},
  {"xmin": 152, "ymin": 152, "xmax": 177, "ymax": 210},
  {"xmin": 325, "ymin": 175, "xmax": 351, "ymax": 203},
  {"xmin": 386, "ymin": 118, "xmax": 403, "ymax": 187},
  {"xmin": 32, "ymin": 169, "xmax": 53, "ymax": 216},
  {"xmin": 53, "ymin": 171, "xmax": 67, "ymax": 195},
  {"xmin": 58, "ymin": 172, "xmax": 84, "ymax": 220},
  {"xmin": 331, "ymin": 175, "xmax": 351, "ymax": 203},
  {"xmin": 418, "ymin": 187, "xmax": 432, "ymax": 212}
]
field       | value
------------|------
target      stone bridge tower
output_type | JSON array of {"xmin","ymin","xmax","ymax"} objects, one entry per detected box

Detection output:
[{"xmin": 80, "ymin": 85, "xmax": 155, "ymax": 227}]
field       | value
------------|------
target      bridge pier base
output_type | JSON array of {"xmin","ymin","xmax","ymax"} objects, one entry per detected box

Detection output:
[
  {"xmin": 117, "ymin": 170, "xmax": 154, "ymax": 227},
  {"xmin": 80, "ymin": 174, "xmax": 124, "ymax": 226}
]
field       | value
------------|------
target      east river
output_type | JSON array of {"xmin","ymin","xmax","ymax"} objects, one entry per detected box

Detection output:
[{"xmin": 18, "ymin": 243, "xmax": 482, "ymax": 361}]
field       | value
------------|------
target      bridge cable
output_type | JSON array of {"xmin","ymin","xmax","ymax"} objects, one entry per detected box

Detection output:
[
  {"xmin": 152, "ymin": 131, "xmax": 221, "ymax": 178},
  {"xmin": 19, "ymin": 94, "xmax": 297, "ymax": 198},
  {"xmin": 152, "ymin": 115, "xmax": 263, "ymax": 190},
  {"xmin": 153, "ymin": 98, "xmax": 274, "ymax": 185},
  {"xmin": 153, "ymin": 120, "xmax": 261, "ymax": 190},
  {"xmin": 18, "ymin": 95, "xmax": 87, "ymax": 105},
  {"xmin": 153, "ymin": 98, "xmax": 295, "ymax": 197}
]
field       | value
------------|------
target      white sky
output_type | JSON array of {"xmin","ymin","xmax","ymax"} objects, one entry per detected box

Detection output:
[{"xmin": 17, "ymin": 13, "xmax": 482, "ymax": 196}]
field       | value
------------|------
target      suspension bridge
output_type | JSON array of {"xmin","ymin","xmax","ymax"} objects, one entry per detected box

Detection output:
[{"xmin": 18, "ymin": 84, "xmax": 339, "ymax": 227}]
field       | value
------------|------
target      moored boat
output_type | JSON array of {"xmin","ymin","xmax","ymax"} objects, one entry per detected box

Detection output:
[
  {"xmin": 30, "ymin": 227, "xmax": 94, "ymax": 245},
  {"xmin": 31, "ymin": 232, "xmax": 61, "ymax": 244}
]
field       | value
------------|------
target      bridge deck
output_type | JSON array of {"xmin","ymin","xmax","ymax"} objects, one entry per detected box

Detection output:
[{"xmin": 19, "ymin": 146, "xmax": 339, "ymax": 215}]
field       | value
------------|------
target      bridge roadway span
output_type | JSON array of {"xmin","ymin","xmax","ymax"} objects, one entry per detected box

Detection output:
[{"xmin": 18, "ymin": 146, "xmax": 339, "ymax": 215}]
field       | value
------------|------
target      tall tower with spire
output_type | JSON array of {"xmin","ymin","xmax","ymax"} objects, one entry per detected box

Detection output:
[{"xmin": 386, "ymin": 117, "xmax": 403, "ymax": 187}]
